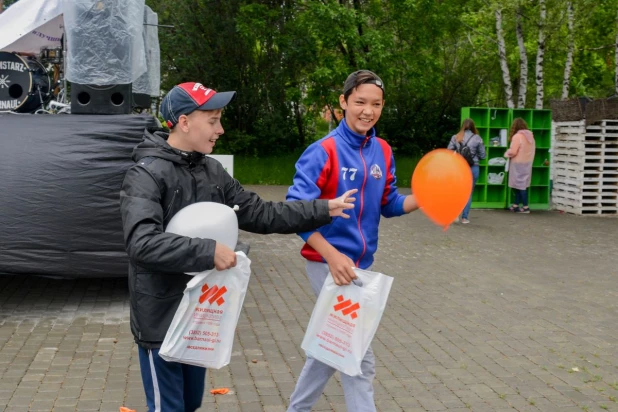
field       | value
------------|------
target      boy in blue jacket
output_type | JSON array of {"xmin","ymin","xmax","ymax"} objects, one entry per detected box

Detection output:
[{"xmin": 286, "ymin": 70, "xmax": 419, "ymax": 411}]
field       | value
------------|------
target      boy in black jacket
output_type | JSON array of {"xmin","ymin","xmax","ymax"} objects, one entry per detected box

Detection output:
[{"xmin": 120, "ymin": 82, "xmax": 356, "ymax": 412}]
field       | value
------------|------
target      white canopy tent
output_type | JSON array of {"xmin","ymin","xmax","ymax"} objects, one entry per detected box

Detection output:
[
  {"xmin": 0, "ymin": 0, "xmax": 64, "ymax": 54},
  {"xmin": 0, "ymin": 0, "xmax": 159, "ymax": 96}
]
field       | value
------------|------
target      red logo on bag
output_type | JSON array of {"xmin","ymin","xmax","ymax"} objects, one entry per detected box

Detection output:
[
  {"xmin": 333, "ymin": 295, "xmax": 360, "ymax": 319},
  {"xmin": 200, "ymin": 284, "xmax": 227, "ymax": 306}
]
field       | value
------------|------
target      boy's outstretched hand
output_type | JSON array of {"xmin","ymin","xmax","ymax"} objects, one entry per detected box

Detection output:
[{"xmin": 327, "ymin": 189, "xmax": 358, "ymax": 218}]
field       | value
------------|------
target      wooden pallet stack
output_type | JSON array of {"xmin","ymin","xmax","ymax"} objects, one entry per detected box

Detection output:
[{"xmin": 552, "ymin": 120, "xmax": 618, "ymax": 215}]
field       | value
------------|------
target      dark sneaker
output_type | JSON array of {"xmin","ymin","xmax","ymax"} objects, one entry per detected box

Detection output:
[{"xmin": 517, "ymin": 208, "xmax": 530, "ymax": 214}]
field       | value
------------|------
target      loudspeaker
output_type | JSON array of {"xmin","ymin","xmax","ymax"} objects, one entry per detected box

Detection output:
[
  {"xmin": 70, "ymin": 83, "xmax": 132, "ymax": 115},
  {"xmin": 132, "ymin": 93, "xmax": 151, "ymax": 110}
]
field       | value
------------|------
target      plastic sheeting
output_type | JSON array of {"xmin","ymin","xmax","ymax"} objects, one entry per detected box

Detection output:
[
  {"xmin": 64, "ymin": 0, "xmax": 147, "ymax": 85},
  {"xmin": 0, "ymin": 113, "xmax": 157, "ymax": 278},
  {"xmin": 132, "ymin": 6, "xmax": 161, "ymax": 97}
]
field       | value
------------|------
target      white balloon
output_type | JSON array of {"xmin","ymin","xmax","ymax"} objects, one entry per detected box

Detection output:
[{"xmin": 165, "ymin": 202, "xmax": 238, "ymax": 250}]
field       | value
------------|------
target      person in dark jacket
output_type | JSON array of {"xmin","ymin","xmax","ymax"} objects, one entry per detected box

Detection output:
[
  {"xmin": 119, "ymin": 82, "xmax": 356, "ymax": 412},
  {"xmin": 447, "ymin": 118, "xmax": 486, "ymax": 224}
]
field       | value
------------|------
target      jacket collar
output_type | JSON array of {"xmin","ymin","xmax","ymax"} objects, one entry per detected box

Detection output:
[
  {"xmin": 336, "ymin": 119, "xmax": 375, "ymax": 148},
  {"xmin": 133, "ymin": 128, "xmax": 207, "ymax": 167}
]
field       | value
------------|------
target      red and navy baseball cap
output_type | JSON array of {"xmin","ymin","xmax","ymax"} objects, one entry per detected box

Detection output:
[{"xmin": 160, "ymin": 82, "xmax": 236, "ymax": 129}]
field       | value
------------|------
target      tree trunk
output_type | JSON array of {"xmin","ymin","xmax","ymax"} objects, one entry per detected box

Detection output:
[
  {"xmin": 293, "ymin": 100, "xmax": 305, "ymax": 148},
  {"xmin": 495, "ymin": 8, "xmax": 514, "ymax": 108},
  {"xmin": 535, "ymin": 0, "xmax": 546, "ymax": 109},
  {"xmin": 562, "ymin": 1, "xmax": 574, "ymax": 100},
  {"xmin": 0, "ymin": 0, "xmax": 4, "ymax": 14},
  {"xmin": 615, "ymin": 9, "xmax": 618, "ymax": 95},
  {"xmin": 328, "ymin": 104, "xmax": 339, "ymax": 129},
  {"xmin": 352, "ymin": 0, "xmax": 369, "ymax": 54},
  {"xmin": 516, "ymin": 7, "xmax": 528, "ymax": 108}
]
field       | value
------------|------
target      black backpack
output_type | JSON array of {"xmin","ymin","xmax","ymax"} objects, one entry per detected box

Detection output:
[{"xmin": 456, "ymin": 136, "xmax": 475, "ymax": 166}]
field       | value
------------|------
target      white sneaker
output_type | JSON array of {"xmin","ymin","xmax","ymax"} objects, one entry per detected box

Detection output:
[
  {"xmin": 461, "ymin": 218, "xmax": 470, "ymax": 224},
  {"xmin": 453, "ymin": 216, "xmax": 460, "ymax": 223}
]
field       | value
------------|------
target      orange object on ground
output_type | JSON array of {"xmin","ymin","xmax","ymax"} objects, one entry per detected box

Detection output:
[
  {"xmin": 119, "ymin": 408, "xmax": 137, "ymax": 412},
  {"xmin": 412, "ymin": 149, "xmax": 473, "ymax": 230},
  {"xmin": 210, "ymin": 387, "xmax": 230, "ymax": 395}
]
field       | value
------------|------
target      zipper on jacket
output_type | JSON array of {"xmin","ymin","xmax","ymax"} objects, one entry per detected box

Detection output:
[
  {"xmin": 184, "ymin": 163, "xmax": 199, "ymax": 202},
  {"xmin": 355, "ymin": 137, "xmax": 370, "ymax": 267},
  {"xmin": 191, "ymin": 172, "xmax": 197, "ymax": 202},
  {"xmin": 215, "ymin": 185, "xmax": 226, "ymax": 203},
  {"xmin": 164, "ymin": 189, "xmax": 179, "ymax": 218}
]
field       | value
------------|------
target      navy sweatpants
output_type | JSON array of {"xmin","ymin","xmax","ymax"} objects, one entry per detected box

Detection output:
[{"xmin": 138, "ymin": 346, "xmax": 206, "ymax": 412}]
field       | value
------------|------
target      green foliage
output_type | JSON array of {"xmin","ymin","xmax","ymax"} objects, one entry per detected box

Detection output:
[
  {"xmin": 214, "ymin": 130, "xmax": 257, "ymax": 156},
  {"xmin": 146, "ymin": 0, "xmax": 618, "ymax": 157},
  {"xmin": 233, "ymin": 152, "xmax": 419, "ymax": 187},
  {"xmin": 1, "ymin": 0, "xmax": 19, "ymax": 10}
]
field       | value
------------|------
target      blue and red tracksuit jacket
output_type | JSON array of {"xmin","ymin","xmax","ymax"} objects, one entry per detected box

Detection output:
[{"xmin": 286, "ymin": 119, "xmax": 407, "ymax": 270}]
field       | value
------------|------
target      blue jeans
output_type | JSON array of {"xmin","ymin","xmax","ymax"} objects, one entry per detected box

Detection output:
[
  {"xmin": 138, "ymin": 346, "xmax": 206, "ymax": 412},
  {"xmin": 462, "ymin": 165, "xmax": 480, "ymax": 219},
  {"xmin": 514, "ymin": 189, "xmax": 528, "ymax": 207}
]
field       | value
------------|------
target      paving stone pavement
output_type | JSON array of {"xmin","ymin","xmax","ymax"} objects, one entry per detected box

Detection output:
[{"xmin": 0, "ymin": 185, "xmax": 616, "ymax": 412}]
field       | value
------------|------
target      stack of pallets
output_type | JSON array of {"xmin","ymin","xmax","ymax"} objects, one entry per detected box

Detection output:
[{"xmin": 552, "ymin": 120, "xmax": 618, "ymax": 215}]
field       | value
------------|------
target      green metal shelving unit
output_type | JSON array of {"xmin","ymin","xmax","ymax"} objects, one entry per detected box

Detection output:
[{"xmin": 460, "ymin": 107, "xmax": 552, "ymax": 210}]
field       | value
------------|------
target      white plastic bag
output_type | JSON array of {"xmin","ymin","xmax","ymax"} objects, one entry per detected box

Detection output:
[
  {"xmin": 159, "ymin": 252, "xmax": 251, "ymax": 369},
  {"xmin": 488, "ymin": 172, "xmax": 505, "ymax": 184},
  {"xmin": 301, "ymin": 268, "xmax": 393, "ymax": 376},
  {"xmin": 488, "ymin": 157, "xmax": 506, "ymax": 166}
]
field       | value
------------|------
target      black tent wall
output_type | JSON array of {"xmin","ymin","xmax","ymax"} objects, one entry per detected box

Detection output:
[{"xmin": 0, "ymin": 114, "xmax": 158, "ymax": 278}]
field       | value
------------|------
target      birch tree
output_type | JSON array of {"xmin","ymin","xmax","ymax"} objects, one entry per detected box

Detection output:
[
  {"xmin": 535, "ymin": 0, "xmax": 546, "ymax": 108},
  {"xmin": 615, "ymin": 9, "xmax": 618, "ymax": 95},
  {"xmin": 562, "ymin": 1, "xmax": 574, "ymax": 100},
  {"xmin": 496, "ymin": 8, "xmax": 514, "ymax": 108},
  {"xmin": 516, "ymin": 7, "xmax": 528, "ymax": 107}
]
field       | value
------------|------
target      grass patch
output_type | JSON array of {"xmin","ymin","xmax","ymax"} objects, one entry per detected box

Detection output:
[
  {"xmin": 584, "ymin": 375, "xmax": 603, "ymax": 383},
  {"xmin": 392, "ymin": 156, "xmax": 419, "ymax": 188},
  {"xmin": 234, "ymin": 152, "xmax": 302, "ymax": 186},
  {"xmin": 234, "ymin": 153, "xmax": 419, "ymax": 187}
]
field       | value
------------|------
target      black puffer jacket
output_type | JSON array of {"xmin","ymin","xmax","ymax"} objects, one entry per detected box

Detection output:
[{"xmin": 120, "ymin": 129, "xmax": 332, "ymax": 348}]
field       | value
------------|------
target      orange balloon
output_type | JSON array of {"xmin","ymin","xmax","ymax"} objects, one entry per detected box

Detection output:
[{"xmin": 412, "ymin": 149, "xmax": 473, "ymax": 229}]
